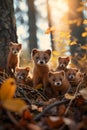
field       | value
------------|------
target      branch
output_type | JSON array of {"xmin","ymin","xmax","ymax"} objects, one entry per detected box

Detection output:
[
  {"xmin": 64, "ymin": 80, "xmax": 83, "ymax": 116},
  {"xmin": 34, "ymin": 99, "xmax": 69, "ymax": 121}
]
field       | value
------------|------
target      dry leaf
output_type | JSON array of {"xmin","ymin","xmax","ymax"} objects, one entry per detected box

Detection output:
[
  {"xmin": 80, "ymin": 88, "xmax": 87, "ymax": 100},
  {"xmin": 69, "ymin": 41, "xmax": 77, "ymax": 46},
  {"xmin": 81, "ymin": 45, "xmax": 87, "ymax": 50},
  {"xmin": 0, "ymin": 78, "xmax": 16, "ymax": 101},
  {"xmin": 35, "ymin": 84, "xmax": 43, "ymax": 90},
  {"xmin": 82, "ymin": 32, "xmax": 87, "ymax": 37},
  {"xmin": 65, "ymin": 93, "xmax": 75, "ymax": 100},
  {"xmin": 47, "ymin": 116, "xmax": 64, "ymax": 128},
  {"xmin": 23, "ymin": 109, "xmax": 32, "ymax": 120},
  {"xmin": 28, "ymin": 123, "xmax": 41, "ymax": 130},
  {"xmin": 83, "ymin": 20, "xmax": 87, "ymax": 24},
  {"xmin": 52, "ymin": 51, "xmax": 60, "ymax": 56},
  {"xmin": 76, "ymin": 6, "xmax": 84, "ymax": 12},
  {"xmin": 3, "ymin": 98, "xmax": 28, "ymax": 113},
  {"xmin": 45, "ymin": 26, "xmax": 55, "ymax": 34}
]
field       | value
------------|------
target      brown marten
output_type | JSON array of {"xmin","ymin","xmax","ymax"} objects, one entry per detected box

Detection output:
[
  {"xmin": 56, "ymin": 56, "xmax": 70, "ymax": 72},
  {"xmin": 45, "ymin": 70, "xmax": 70, "ymax": 98},
  {"xmin": 7, "ymin": 42, "xmax": 22, "ymax": 76},
  {"xmin": 31, "ymin": 48, "xmax": 51, "ymax": 91}
]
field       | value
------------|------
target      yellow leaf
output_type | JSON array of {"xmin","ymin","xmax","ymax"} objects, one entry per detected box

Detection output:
[
  {"xmin": 3, "ymin": 98, "xmax": 28, "ymax": 113},
  {"xmin": 82, "ymin": 32, "xmax": 87, "ymax": 37},
  {"xmin": 65, "ymin": 93, "xmax": 75, "ymax": 100},
  {"xmin": 80, "ymin": 88, "xmax": 87, "ymax": 100},
  {"xmin": 35, "ymin": 83, "xmax": 43, "ymax": 90},
  {"xmin": 0, "ymin": 78, "xmax": 16, "ymax": 101},
  {"xmin": 52, "ymin": 51, "xmax": 60, "ymax": 56},
  {"xmin": 69, "ymin": 41, "xmax": 77, "ymax": 46},
  {"xmin": 81, "ymin": 45, "xmax": 87, "ymax": 50},
  {"xmin": 83, "ymin": 20, "xmax": 87, "ymax": 24},
  {"xmin": 76, "ymin": 6, "xmax": 83, "ymax": 12},
  {"xmin": 45, "ymin": 26, "xmax": 55, "ymax": 34}
]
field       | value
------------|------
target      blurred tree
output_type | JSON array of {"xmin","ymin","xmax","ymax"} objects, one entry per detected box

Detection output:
[
  {"xmin": 0, "ymin": 0, "xmax": 17, "ymax": 70},
  {"xmin": 46, "ymin": 0, "xmax": 54, "ymax": 50},
  {"xmin": 27, "ymin": 0, "xmax": 38, "ymax": 53},
  {"xmin": 68, "ymin": 0, "xmax": 86, "ymax": 57}
]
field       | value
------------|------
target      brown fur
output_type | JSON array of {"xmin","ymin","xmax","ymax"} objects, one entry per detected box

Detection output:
[
  {"xmin": 32, "ymin": 48, "xmax": 51, "ymax": 90},
  {"xmin": 45, "ymin": 71, "xmax": 70, "ymax": 98},
  {"xmin": 7, "ymin": 42, "xmax": 22, "ymax": 76},
  {"xmin": 56, "ymin": 56, "xmax": 70, "ymax": 72},
  {"xmin": 66, "ymin": 68, "xmax": 79, "ymax": 87}
]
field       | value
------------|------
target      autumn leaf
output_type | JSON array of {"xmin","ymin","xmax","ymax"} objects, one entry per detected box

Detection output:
[
  {"xmin": 81, "ymin": 45, "xmax": 87, "ymax": 50},
  {"xmin": 52, "ymin": 51, "xmax": 60, "ymax": 56},
  {"xmin": 0, "ymin": 78, "xmax": 28, "ymax": 113},
  {"xmin": 0, "ymin": 78, "xmax": 16, "ymax": 101},
  {"xmin": 3, "ymin": 98, "xmax": 28, "ymax": 113},
  {"xmin": 79, "ymin": 88, "xmax": 87, "ymax": 100},
  {"xmin": 76, "ymin": 6, "xmax": 84, "ymax": 12},
  {"xmin": 65, "ymin": 93, "xmax": 75, "ymax": 100},
  {"xmin": 47, "ymin": 116, "xmax": 64, "ymax": 128},
  {"xmin": 82, "ymin": 32, "xmax": 87, "ymax": 37},
  {"xmin": 69, "ymin": 41, "xmax": 77, "ymax": 46},
  {"xmin": 22, "ymin": 109, "xmax": 32, "ymax": 120},
  {"xmin": 35, "ymin": 83, "xmax": 43, "ymax": 90},
  {"xmin": 83, "ymin": 20, "xmax": 87, "ymax": 24},
  {"xmin": 45, "ymin": 26, "xmax": 55, "ymax": 34}
]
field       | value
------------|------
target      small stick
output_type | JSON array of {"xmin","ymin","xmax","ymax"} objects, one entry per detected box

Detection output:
[{"xmin": 34, "ymin": 99, "xmax": 69, "ymax": 121}]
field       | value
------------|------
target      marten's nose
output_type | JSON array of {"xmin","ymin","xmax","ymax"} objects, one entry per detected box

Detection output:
[{"xmin": 40, "ymin": 61, "xmax": 44, "ymax": 64}]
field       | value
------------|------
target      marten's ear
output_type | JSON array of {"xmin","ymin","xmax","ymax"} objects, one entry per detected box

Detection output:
[
  {"xmin": 66, "ymin": 56, "xmax": 70, "ymax": 61},
  {"xmin": 9, "ymin": 42, "xmax": 14, "ymax": 47},
  {"xmin": 60, "ymin": 71, "xmax": 65, "ymax": 77},
  {"xmin": 15, "ymin": 67, "xmax": 19, "ymax": 71},
  {"xmin": 26, "ymin": 67, "xmax": 30, "ymax": 72},
  {"xmin": 66, "ymin": 56, "xmax": 70, "ymax": 62},
  {"xmin": 31, "ymin": 48, "xmax": 38, "ymax": 57},
  {"xmin": 48, "ymin": 71, "xmax": 53, "ymax": 78},
  {"xmin": 75, "ymin": 68, "xmax": 79, "ymax": 73},
  {"xmin": 18, "ymin": 44, "xmax": 22, "ymax": 49},
  {"xmin": 58, "ymin": 57, "xmax": 61, "ymax": 61},
  {"xmin": 45, "ymin": 49, "xmax": 51, "ymax": 56}
]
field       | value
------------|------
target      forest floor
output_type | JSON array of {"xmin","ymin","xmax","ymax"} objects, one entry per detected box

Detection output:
[{"xmin": 0, "ymin": 70, "xmax": 87, "ymax": 130}]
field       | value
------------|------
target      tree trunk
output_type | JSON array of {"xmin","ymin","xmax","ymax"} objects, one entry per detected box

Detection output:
[
  {"xmin": 27, "ymin": 0, "xmax": 38, "ymax": 54},
  {"xmin": 68, "ymin": 0, "xmax": 86, "ymax": 57},
  {"xmin": 46, "ymin": 0, "xmax": 54, "ymax": 50},
  {"xmin": 0, "ymin": 0, "xmax": 17, "ymax": 70}
]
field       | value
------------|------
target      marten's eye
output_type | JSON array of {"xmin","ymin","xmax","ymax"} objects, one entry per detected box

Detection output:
[
  {"xmin": 36, "ymin": 56, "xmax": 39, "ymax": 60},
  {"xmin": 59, "ymin": 78, "xmax": 62, "ymax": 81},
  {"xmin": 44, "ymin": 57, "xmax": 47, "ymax": 60},
  {"xmin": 53, "ymin": 78, "xmax": 56, "ymax": 82},
  {"xmin": 22, "ymin": 73, "xmax": 25, "ymax": 76},
  {"xmin": 16, "ymin": 48, "xmax": 19, "ymax": 51}
]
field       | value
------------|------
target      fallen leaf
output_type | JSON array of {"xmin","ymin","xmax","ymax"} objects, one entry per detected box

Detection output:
[
  {"xmin": 45, "ymin": 26, "xmax": 55, "ymax": 34},
  {"xmin": 3, "ymin": 98, "xmax": 28, "ymax": 113},
  {"xmin": 0, "ymin": 78, "xmax": 16, "ymax": 101},
  {"xmin": 81, "ymin": 45, "xmax": 87, "ymax": 50},
  {"xmin": 80, "ymin": 88, "xmax": 87, "ymax": 100},
  {"xmin": 23, "ymin": 109, "xmax": 32, "ymax": 120},
  {"xmin": 47, "ymin": 116, "xmax": 64, "ymax": 128},
  {"xmin": 65, "ymin": 93, "xmax": 75, "ymax": 100},
  {"xmin": 82, "ymin": 32, "xmax": 87, "ymax": 37}
]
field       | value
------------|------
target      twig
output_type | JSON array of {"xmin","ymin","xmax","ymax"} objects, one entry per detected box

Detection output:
[
  {"xmin": 6, "ymin": 110, "xmax": 19, "ymax": 126},
  {"xmin": 64, "ymin": 80, "xmax": 83, "ymax": 116},
  {"xmin": 34, "ymin": 99, "xmax": 69, "ymax": 121}
]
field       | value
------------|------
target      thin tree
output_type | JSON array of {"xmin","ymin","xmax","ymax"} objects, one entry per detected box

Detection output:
[
  {"xmin": 46, "ymin": 0, "xmax": 54, "ymax": 50},
  {"xmin": 0, "ymin": 0, "xmax": 17, "ymax": 70},
  {"xmin": 68, "ymin": 0, "xmax": 86, "ymax": 57},
  {"xmin": 27, "ymin": 0, "xmax": 38, "ymax": 53}
]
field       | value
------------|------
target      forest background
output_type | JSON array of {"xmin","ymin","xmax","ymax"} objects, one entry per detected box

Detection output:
[{"xmin": 0, "ymin": 0, "xmax": 87, "ymax": 71}]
